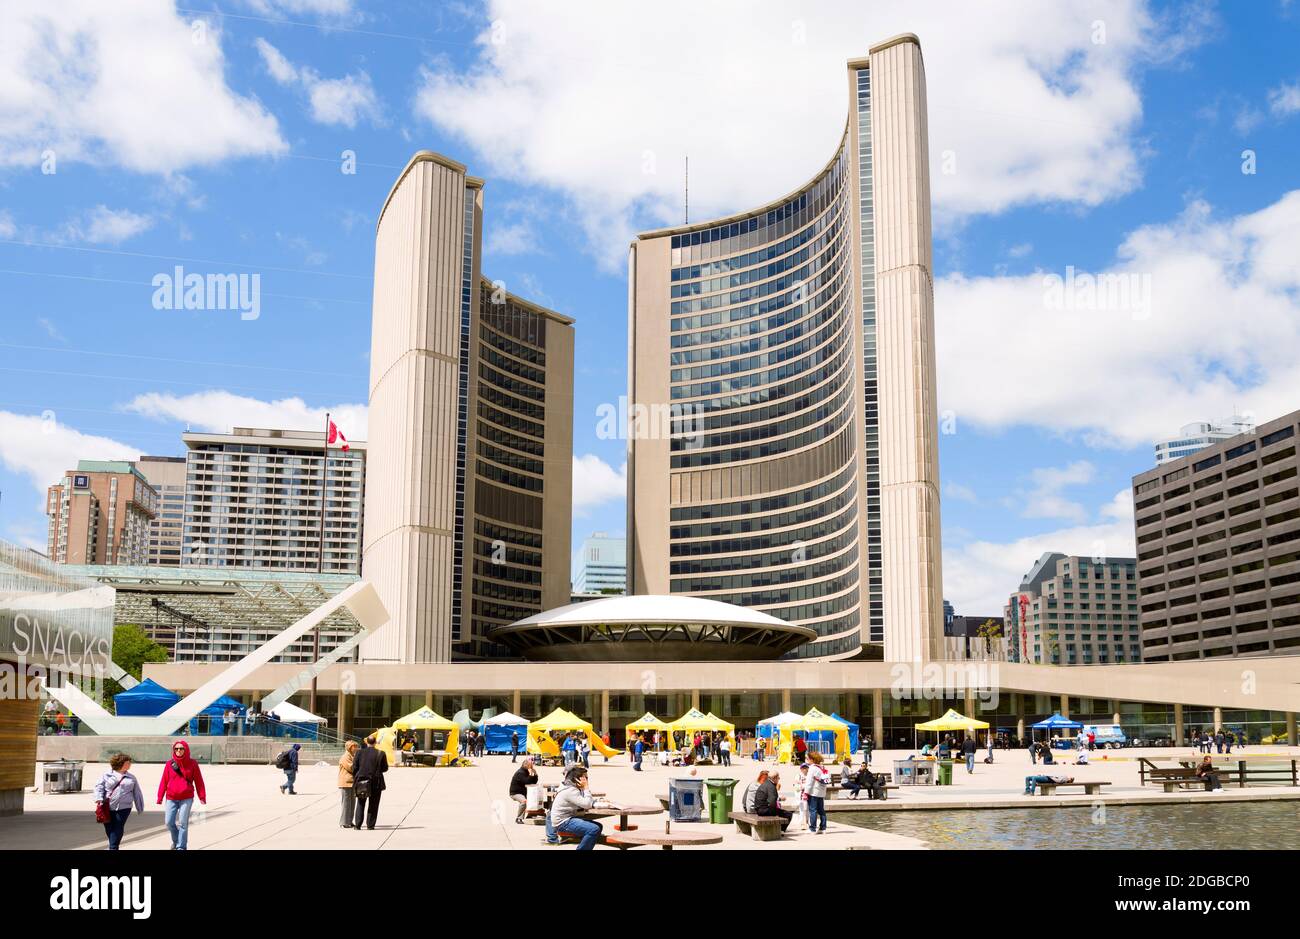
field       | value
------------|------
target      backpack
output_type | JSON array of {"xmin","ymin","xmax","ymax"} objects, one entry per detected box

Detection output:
[{"xmin": 274, "ymin": 749, "xmax": 292, "ymax": 769}]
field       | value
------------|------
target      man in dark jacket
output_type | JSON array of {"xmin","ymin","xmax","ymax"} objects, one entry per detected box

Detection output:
[
  {"xmin": 279, "ymin": 743, "xmax": 301, "ymax": 794},
  {"xmin": 511, "ymin": 730, "xmax": 520, "ymax": 763},
  {"xmin": 752, "ymin": 771, "xmax": 792, "ymax": 831},
  {"xmin": 962, "ymin": 735, "xmax": 977, "ymax": 774},
  {"xmin": 352, "ymin": 735, "xmax": 388, "ymax": 830}
]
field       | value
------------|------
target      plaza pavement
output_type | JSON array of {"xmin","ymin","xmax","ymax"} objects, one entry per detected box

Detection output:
[{"xmin": 4, "ymin": 745, "xmax": 1298, "ymax": 851}]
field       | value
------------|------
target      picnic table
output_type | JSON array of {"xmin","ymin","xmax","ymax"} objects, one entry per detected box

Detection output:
[
  {"xmin": 581, "ymin": 804, "xmax": 662, "ymax": 832},
  {"xmin": 398, "ymin": 750, "xmax": 446, "ymax": 767}
]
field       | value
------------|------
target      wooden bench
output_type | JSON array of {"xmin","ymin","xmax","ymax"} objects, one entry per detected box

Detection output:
[
  {"xmin": 557, "ymin": 829, "xmax": 723, "ymax": 850},
  {"xmin": 728, "ymin": 811, "xmax": 785, "ymax": 842},
  {"xmin": 1035, "ymin": 781, "xmax": 1112, "ymax": 796}
]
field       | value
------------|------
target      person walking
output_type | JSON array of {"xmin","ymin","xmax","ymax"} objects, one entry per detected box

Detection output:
[
  {"xmin": 94, "ymin": 753, "xmax": 144, "ymax": 850},
  {"xmin": 804, "ymin": 751, "xmax": 830, "ymax": 834},
  {"xmin": 1224, "ymin": 731, "xmax": 1234, "ymax": 755},
  {"xmin": 156, "ymin": 740, "xmax": 206, "ymax": 851},
  {"xmin": 793, "ymin": 733, "xmax": 808, "ymax": 766},
  {"xmin": 580, "ymin": 735, "xmax": 591, "ymax": 769},
  {"xmin": 278, "ymin": 742, "xmax": 301, "ymax": 795},
  {"xmin": 509, "ymin": 757, "xmax": 539, "ymax": 823},
  {"xmin": 862, "ymin": 732, "xmax": 874, "ymax": 765},
  {"xmin": 550, "ymin": 765, "xmax": 601, "ymax": 850},
  {"xmin": 633, "ymin": 733, "xmax": 644, "ymax": 772},
  {"xmin": 963, "ymin": 734, "xmax": 977, "ymax": 773},
  {"xmin": 338, "ymin": 740, "xmax": 359, "ymax": 828},
  {"xmin": 719, "ymin": 734, "xmax": 731, "ymax": 766},
  {"xmin": 561, "ymin": 732, "xmax": 577, "ymax": 768},
  {"xmin": 986, "ymin": 732, "xmax": 995, "ymax": 763},
  {"xmin": 510, "ymin": 729, "xmax": 520, "ymax": 763},
  {"xmin": 1028, "ymin": 736, "xmax": 1038, "ymax": 764},
  {"xmin": 352, "ymin": 734, "xmax": 388, "ymax": 830}
]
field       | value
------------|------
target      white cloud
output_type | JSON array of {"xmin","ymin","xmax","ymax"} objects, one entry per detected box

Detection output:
[
  {"xmin": 936, "ymin": 190, "xmax": 1300, "ymax": 447},
  {"xmin": 0, "ymin": 1, "xmax": 285, "ymax": 173},
  {"xmin": 255, "ymin": 38, "xmax": 381, "ymax": 128},
  {"xmin": 485, "ymin": 221, "xmax": 537, "ymax": 256},
  {"xmin": 1007, "ymin": 243, "xmax": 1033, "ymax": 259},
  {"xmin": 243, "ymin": 0, "xmax": 355, "ymax": 19},
  {"xmin": 123, "ymin": 391, "xmax": 368, "ymax": 439},
  {"xmin": 1019, "ymin": 461, "xmax": 1095, "ymax": 523},
  {"xmin": 36, "ymin": 317, "xmax": 65, "ymax": 342},
  {"xmin": 54, "ymin": 205, "xmax": 153, "ymax": 245},
  {"xmin": 943, "ymin": 488, "xmax": 1136, "ymax": 614},
  {"xmin": 1268, "ymin": 81, "xmax": 1300, "ymax": 117},
  {"xmin": 944, "ymin": 481, "xmax": 978, "ymax": 503},
  {"xmin": 572, "ymin": 454, "xmax": 626, "ymax": 514},
  {"xmin": 414, "ymin": 0, "xmax": 1200, "ymax": 270},
  {"xmin": 0, "ymin": 410, "xmax": 141, "ymax": 501},
  {"xmin": 0, "ymin": 210, "xmax": 15, "ymax": 238}
]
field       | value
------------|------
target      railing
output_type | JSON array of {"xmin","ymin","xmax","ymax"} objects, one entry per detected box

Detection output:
[{"xmin": 1140, "ymin": 756, "xmax": 1298, "ymax": 787}]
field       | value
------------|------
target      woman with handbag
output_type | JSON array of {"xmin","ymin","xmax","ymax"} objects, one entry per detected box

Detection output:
[
  {"xmin": 94, "ymin": 753, "xmax": 144, "ymax": 850},
  {"xmin": 338, "ymin": 739, "xmax": 359, "ymax": 828}
]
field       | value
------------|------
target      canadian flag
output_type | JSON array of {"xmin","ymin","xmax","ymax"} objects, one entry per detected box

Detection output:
[{"xmin": 327, "ymin": 419, "xmax": 349, "ymax": 451}]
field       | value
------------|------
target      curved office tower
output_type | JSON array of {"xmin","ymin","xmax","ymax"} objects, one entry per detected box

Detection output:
[
  {"xmin": 628, "ymin": 35, "xmax": 943, "ymax": 661},
  {"xmin": 362, "ymin": 151, "xmax": 574, "ymax": 663}
]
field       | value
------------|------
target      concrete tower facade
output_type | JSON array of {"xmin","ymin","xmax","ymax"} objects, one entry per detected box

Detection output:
[
  {"xmin": 362, "ymin": 152, "xmax": 574, "ymax": 663},
  {"xmin": 628, "ymin": 35, "xmax": 943, "ymax": 661}
]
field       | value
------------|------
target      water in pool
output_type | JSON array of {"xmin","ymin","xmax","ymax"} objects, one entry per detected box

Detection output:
[{"xmin": 838, "ymin": 800, "xmax": 1300, "ymax": 849}]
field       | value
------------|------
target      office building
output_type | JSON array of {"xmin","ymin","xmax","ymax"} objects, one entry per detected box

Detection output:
[
  {"xmin": 1154, "ymin": 415, "xmax": 1255, "ymax": 465},
  {"xmin": 361, "ymin": 151, "xmax": 575, "ymax": 664},
  {"xmin": 627, "ymin": 34, "xmax": 943, "ymax": 661},
  {"xmin": 1133, "ymin": 408, "xmax": 1300, "ymax": 660},
  {"xmin": 136, "ymin": 455, "xmax": 187, "ymax": 566},
  {"xmin": 46, "ymin": 461, "xmax": 158, "ymax": 565},
  {"xmin": 573, "ymin": 532, "xmax": 627, "ymax": 594},
  {"xmin": 1005, "ymin": 553, "xmax": 1141, "ymax": 666},
  {"xmin": 181, "ymin": 427, "xmax": 366, "ymax": 573}
]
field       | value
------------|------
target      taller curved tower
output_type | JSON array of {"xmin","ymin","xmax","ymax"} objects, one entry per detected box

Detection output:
[{"xmin": 628, "ymin": 35, "xmax": 943, "ymax": 661}]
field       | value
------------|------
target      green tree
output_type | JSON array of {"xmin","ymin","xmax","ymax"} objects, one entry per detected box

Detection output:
[
  {"xmin": 976, "ymin": 618, "xmax": 1003, "ymax": 656},
  {"xmin": 106, "ymin": 624, "xmax": 169, "ymax": 707}
]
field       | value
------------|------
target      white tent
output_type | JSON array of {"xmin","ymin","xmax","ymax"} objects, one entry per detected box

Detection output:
[
  {"xmin": 481, "ymin": 711, "xmax": 528, "ymax": 725},
  {"xmin": 269, "ymin": 701, "xmax": 327, "ymax": 723}
]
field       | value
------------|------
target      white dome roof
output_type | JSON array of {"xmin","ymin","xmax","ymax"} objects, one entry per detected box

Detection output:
[{"xmin": 511, "ymin": 594, "xmax": 793, "ymax": 629}]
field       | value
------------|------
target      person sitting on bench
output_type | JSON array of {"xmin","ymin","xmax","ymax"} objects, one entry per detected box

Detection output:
[
  {"xmin": 840, "ymin": 757, "xmax": 861, "ymax": 798},
  {"xmin": 753, "ymin": 770, "xmax": 793, "ymax": 831},
  {"xmin": 855, "ymin": 766, "xmax": 887, "ymax": 800},
  {"xmin": 1195, "ymin": 755, "xmax": 1223, "ymax": 791},
  {"xmin": 1023, "ymin": 774, "xmax": 1074, "ymax": 795}
]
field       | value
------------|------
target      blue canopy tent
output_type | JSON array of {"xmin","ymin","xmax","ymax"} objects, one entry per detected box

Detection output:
[
  {"xmin": 1032, "ymin": 712, "xmax": 1082, "ymax": 750},
  {"xmin": 189, "ymin": 694, "xmax": 247, "ymax": 736},
  {"xmin": 481, "ymin": 711, "xmax": 529, "ymax": 754},
  {"xmin": 113, "ymin": 678, "xmax": 180, "ymax": 716},
  {"xmin": 830, "ymin": 712, "xmax": 861, "ymax": 753}
]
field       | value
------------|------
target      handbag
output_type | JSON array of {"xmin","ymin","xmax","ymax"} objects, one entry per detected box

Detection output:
[
  {"xmin": 354, "ymin": 776, "xmax": 372, "ymax": 799},
  {"xmin": 95, "ymin": 774, "xmax": 125, "ymax": 824}
]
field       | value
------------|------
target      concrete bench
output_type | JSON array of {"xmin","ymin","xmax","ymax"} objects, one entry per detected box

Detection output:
[
  {"xmin": 1036, "ymin": 781, "xmax": 1111, "ymax": 796},
  {"xmin": 728, "ymin": 811, "xmax": 785, "ymax": 842}
]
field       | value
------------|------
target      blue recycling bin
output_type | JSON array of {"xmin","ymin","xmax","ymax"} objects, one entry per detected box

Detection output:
[{"xmin": 668, "ymin": 778, "xmax": 704, "ymax": 821}]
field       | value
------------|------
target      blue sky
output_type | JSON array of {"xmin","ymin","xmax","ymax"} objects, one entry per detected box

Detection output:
[{"xmin": 1, "ymin": 1, "xmax": 1298, "ymax": 613}]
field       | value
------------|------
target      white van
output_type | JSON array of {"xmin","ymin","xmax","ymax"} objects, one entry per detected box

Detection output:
[{"xmin": 1081, "ymin": 724, "xmax": 1127, "ymax": 749}]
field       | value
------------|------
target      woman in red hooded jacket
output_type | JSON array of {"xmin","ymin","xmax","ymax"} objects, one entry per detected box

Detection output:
[{"xmin": 157, "ymin": 740, "xmax": 206, "ymax": 850}]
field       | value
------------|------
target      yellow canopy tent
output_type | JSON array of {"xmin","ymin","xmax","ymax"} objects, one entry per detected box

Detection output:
[
  {"xmin": 666, "ymin": 707, "xmax": 736, "ymax": 755},
  {"xmin": 526, "ymin": 707, "xmax": 621, "ymax": 758},
  {"xmin": 626, "ymin": 712, "xmax": 670, "ymax": 749},
  {"xmin": 390, "ymin": 706, "xmax": 460, "ymax": 765},
  {"xmin": 913, "ymin": 708, "xmax": 989, "ymax": 751},
  {"xmin": 779, "ymin": 707, "xmax": 851, "ymax": 763}
]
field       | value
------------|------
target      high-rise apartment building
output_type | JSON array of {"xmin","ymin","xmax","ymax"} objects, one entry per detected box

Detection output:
[
  {"xmin": 1004, "ymin": 552, "xmax": 1141, "ymax": 665},
  {"xmin": 181, "ymin": 427, "xmax": 366, "ymax": 573},
  {"xmin": 573, "ymin": 532, "xmax": 627, "ymax": 594},
  {"xmin": 1154, "ymin": 415, "xmax": 1255, "ymax": 465},
  {"xmin": 1134, "ymin": 408, "xmax": 1300, "ymax": 660},
  {"xmin": 46, "ymin": 461, "xmax": 158, "ymax": 565},
  {"xmin": 627, "ymin": 34, "xmax": 943, "ymax": 661},
  {"xmin": 361, "ymin": 151, "xmax": 575, "ymax": 664},
  {"xmin": 136, "ymin": 455, "xmax": 187, "ymax": 566}
]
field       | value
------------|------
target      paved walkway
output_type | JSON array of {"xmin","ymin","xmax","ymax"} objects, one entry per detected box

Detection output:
[{"xmin": 5, "ymin": 746, "xmax": 1296, "ymax": 851}]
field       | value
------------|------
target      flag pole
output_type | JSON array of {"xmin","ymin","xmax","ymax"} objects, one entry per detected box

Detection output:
[{"xmin": 311, "ymin": 412, "xmax": 329, "ymax": 716}]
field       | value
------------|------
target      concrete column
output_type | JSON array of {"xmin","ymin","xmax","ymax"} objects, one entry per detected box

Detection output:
[
  {"xmin": 964, "ymin": 687, "xmax": 976, "ymax": 718},
  {"xmin": 781, "ymin": 689, "xmax": 791, "ymax": 712},
  {"xmin": 1059, "ymin": 694, "xmax": 1069, "ymax": 719},
  {"xmin": 600, "ymin": 690, "xmax": 609, "ymax": 735},
  {"xmin": 1213, "ymin": 706, "xmax": 1222, "ymax": 733},
  {"xmin": 336, "ymin": 690, "xmax": 348, "ymax": 739},
  {"xmin": 1173, "ymin": 703, "xmax": 1184, "ymax": 744},
  {"xmin": 691, "ymin": 689, "xmax": 700, "ymax": 710},
  {"xmin": 1287, "ymin": 713, "xmax": 1297, "ymax": 747},
  {"xmin": 424, "ymin": 690, "xmax": 434, "ymax": 750},
  {"xmin": 872, "ymin": 689, "xmax": 884, "ymax": 749},
  {"xmin": 512, "ymin": 689, "xmax": 521, "ymax": 716}
]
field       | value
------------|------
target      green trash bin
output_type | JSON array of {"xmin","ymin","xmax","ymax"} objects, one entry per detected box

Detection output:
[
  {"xmin": 703, "ymin": 778, "xmax": 739, "ymax": 823},
  {"xmin": 937, "ymin": 760, "xmax": 953, "ymax": 786}
]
